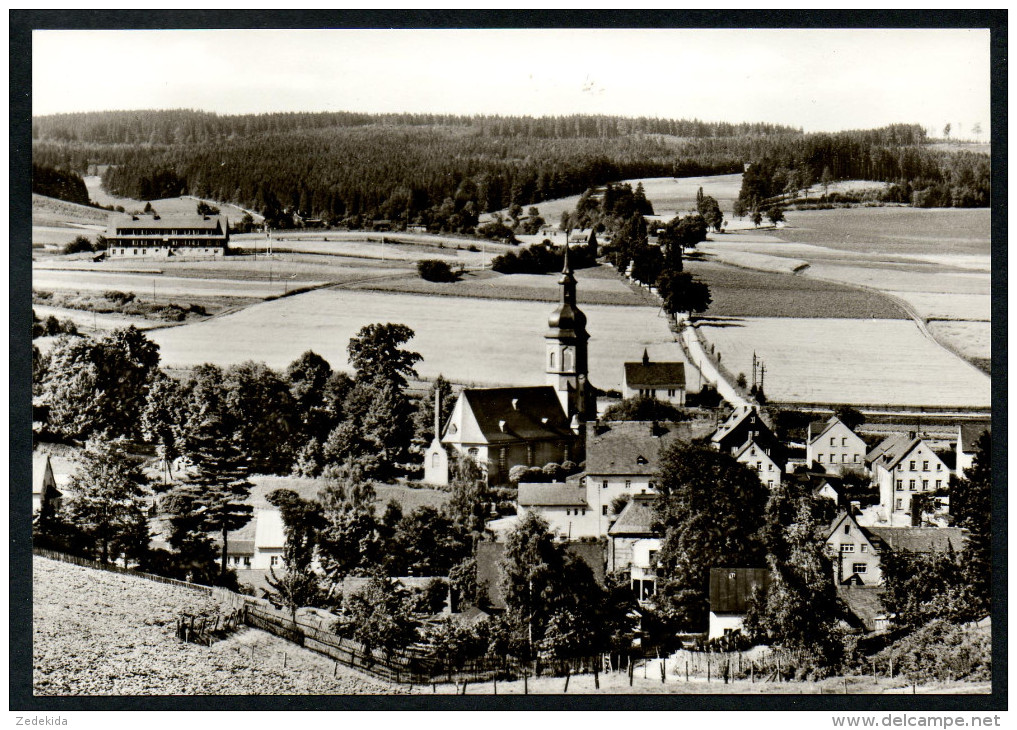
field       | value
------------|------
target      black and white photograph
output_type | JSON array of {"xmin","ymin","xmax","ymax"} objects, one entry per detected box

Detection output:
[{"xmin": 13, "ymin": 12, "xmax": 1003, "ymax": 712}]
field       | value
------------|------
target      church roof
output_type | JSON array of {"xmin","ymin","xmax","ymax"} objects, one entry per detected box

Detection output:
[{"xmin": 457, "ymin": 386, "xmax": 572, "ymax": 444}]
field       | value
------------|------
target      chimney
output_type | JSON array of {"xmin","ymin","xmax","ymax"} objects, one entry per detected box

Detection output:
[{"xmin": 434, "ymin": 388, "xmax": 441, "ymax": 440}]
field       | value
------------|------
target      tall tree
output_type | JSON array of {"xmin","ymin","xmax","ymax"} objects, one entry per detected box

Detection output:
[
  {"xmin": 223, "ymin": 361, "xmax": 299, "ymax": 474},
  {"xmin": 347, "ymin": 323, "xmax": 422, "ymax": 389},
  {"xmin": 654, "ymin": 443, "xmax": 768, "ymax": 631},
  {"xmin": 264, "ymin": 488, "xmax": 327, "ymax": 616},
  {"xmin": 656, "ymin": 270, "xmax": 712, "ymax": 316},
  {"xmin": 64, "ymin": 438, "xmax": 150, "ymax": 565}
]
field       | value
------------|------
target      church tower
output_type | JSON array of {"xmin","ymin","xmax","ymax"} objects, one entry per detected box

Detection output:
[{"xmin": 546, "ymin": 246, "xmax": 592, "ymax": 423}]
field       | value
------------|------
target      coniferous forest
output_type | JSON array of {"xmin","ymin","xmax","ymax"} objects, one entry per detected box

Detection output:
[{"xmin": 32, "ymin": 110, "xmax": 989, "ymax": 231}]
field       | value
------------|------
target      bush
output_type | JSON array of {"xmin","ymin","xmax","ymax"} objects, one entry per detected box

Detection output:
[
  {"xmin": 874, "ymin": 619, "xmax": 991, "ymax": 683},
  {"xmin": 417, "ymin": 259, "xmax": 460, "ymax": 283},
  {"xmin": 63, "ymin": 235, "xmax": 95, "ymax": 255}
]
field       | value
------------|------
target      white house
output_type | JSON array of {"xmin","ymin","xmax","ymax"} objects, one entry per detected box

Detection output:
[
  {"xmin": 733, "ymin": 439, "xmax": 783, "ymax": 488},
  {"xmin": 252, "ymin": 507, "xmax": 286, "ymax": 570},
  {"xmin": 629, "ymin": 537, "xmax": 661, "ymax": 603},
  {"xmin": 517, "ymin": 481, "xmax": 596, "ymax": 539},
  {"xmin": 622, "ymin": 350, "xmax": 686, "ymax": 405},
  {"xmin": 584, "ymin": 420, "xmax": 686, "ymax": 536},
  {"xmin": 708, "ymin": 568, "xmax": 771, "ymax": 640},
  {"xmin": 606, "ymin": 493, "xmax": 658, "ymax": 573},
  {"xmin": 807, "ymin": 416, "xmax": 868, "ymax": 475},
  {"xmin": 868, "ymin": 434, "xmax": 952, "ymax": 525}
]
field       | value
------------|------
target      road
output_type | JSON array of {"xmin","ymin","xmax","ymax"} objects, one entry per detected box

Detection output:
[{"xmin": 675, "ymin": 313, "xmax": 752, "ymax": 410}]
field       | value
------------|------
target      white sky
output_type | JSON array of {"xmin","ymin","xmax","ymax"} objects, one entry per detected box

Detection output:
[{"xmin": 32, "ymin": 28, "xmax": 991, "ymax": 137}]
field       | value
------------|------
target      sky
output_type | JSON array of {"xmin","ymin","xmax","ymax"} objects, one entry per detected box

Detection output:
[{"xmin": 32, "ymin": 28, "xmax": 991, "ymax": 137}]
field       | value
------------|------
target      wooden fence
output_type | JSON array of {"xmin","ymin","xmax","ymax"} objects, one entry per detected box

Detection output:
[
  {"xmin": 34, "ymin": 547, "xmax": 215, "ymax": 595},
  {"xmin": 176, "ymin": 608, "xmax": 246, "ymax": 646}
]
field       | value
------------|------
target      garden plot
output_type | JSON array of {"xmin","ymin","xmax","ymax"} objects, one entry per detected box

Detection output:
[
  {"xmin": 148, "ymin": 289, "xmax": 690, "ymax": 392},
  {"xmin": 33, "ymin": 556, "xmax": 398, "ymax": 695},
  {"xmin": 696, "ymin": 317, "xmax": 990, "ymax": 408}
]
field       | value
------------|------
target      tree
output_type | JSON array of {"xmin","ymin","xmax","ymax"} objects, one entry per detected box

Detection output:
[
  {"xmin": 656, "ymin": 270, "xmax": 712, "ymax": 316},
  {"xmin": 223, "ymin": 361, "xmax": 298, "ymax": 474},
  {"xmin": 64, "ymin": 438, "xmax": 150, "ymax": 565},
  {"xmin": 39, "ymin": 327, "xmax": 161, "ymax": 441},
  {"xmin": 335, "ymin": 573, "xmax": 420, "ymax": 655},
  {"xmin": 744, "ymin": 487, "xmax": 844, "ymax": 674},
  {"xmin": 601, "ymin": 395, "xmax": 687, "ymax": 422},
  {"xmin": 417, "ymin": 259, "xmax": 460, "ymax": 282},
  {"xmin": 394, "ymin": 506, "xmax": 467, "ymax": 577},
  {"xmin": 943, "ymin": 123, "xmax": 951, "ymax": 140},
  {"xmin": 752, "ymin": 209, "xmax": 763, "ymax": 227},
  {"xmin": 952, "ymin": 431, "xmax": 991, "ymax": 616},
  {"xmin": 64, "ymin": 235, "xmax": 95, "ymax": 255},
  {"xmin": 445, "ymin": 453, "xmax": 490, "ymax": 545},
  {"xmin": 175, "ymin": 417, "xmax": 254, "ymax": 578},
  {"xmin": 196, "ymin": 201, "xmax": 220, "ymax": 216},
  {"xmin": 658, "ymin": 215, "xmax": 707, "ymax": 255},
  {"xmin": 697, "ymin": 195, "xmax": 724, "ymax": 232},
  {"xmin": 286, "ymin": 350, "xmax": 336, "ymax": 442},
  {"xmin": 629, "ymin": 244, "xmax": 663, "ymax": 286},
  {"xmin": 140, "ymin": 372, "xmax": 186, "ymax": 488},
  {"xmin": 263, "ymin": 489, "xmax": 327, "ymax": 616},
  {"xmin": 347, "ymin": 323, "xmax": 422, "ymax": 389},
  {"xmin": 833, "ymin": 405, "xmax": 865, "ymax": 432},
  {"xmin": 880, "ymin": 545, "xmax": 966, "ymax": 631},
  {"xmin": 766, "ymin": 206, "xmax": 785, "ymax": 227},
  {"xmin": 654, "ymin": 443, "xmax": 768, "ymax": 631},
  {"xmin": 820, "ymin": 166, "xmax": 834, "ymax": 197}
]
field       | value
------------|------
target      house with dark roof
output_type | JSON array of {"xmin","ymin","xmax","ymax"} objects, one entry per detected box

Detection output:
[
  {"xmin": 584, "ymin": 420, "xmax": 687, "ymax": 536},
  {"xmin": 837, "ymin": 585, "xmax": 888, "ymax": 633},
  {"xmin": 517, "ymin": 481, "xmax": 593, "ymax": 538},
  {"xmin": 708, "ymin": 567, "xmax": 771, "ymax": 639},
  {"xmin": 711, "ymin": 406, "xmax": 782, "ymax": 463},
  {"xmin": 623, "ymin": 350, "xmax": 686, "ymax": 405},
  {"xmin": 807, "ymin": 416, "xmax": 867, "ymax": 475},
  {"xmin": 106, "ymin": 213, "xmax": 229, "ymax": 259},
  {"xmin": 868, "ymin": 434, "xmax": 953, "ymax": 525},
  {"xmin": 825, "ymin": 510, "xmax": 967, "ymax": 585},
  {"xmin": 32, "ymin": 454, "xmax": 62, "ymax": 515},
  {"xmin": 956, "ymin": 422, "xmax": 989, "ymax": 478}
]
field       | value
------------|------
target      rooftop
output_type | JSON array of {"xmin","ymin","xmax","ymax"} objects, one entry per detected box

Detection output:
[
  {"xmin": 585, "ymin": 420, "xmax": 687, "ymax": 476},
  {"xmin": 868, "ymin": 526, "xmax": 967, "ymax": 554},
  {"xmin": 624, "ymin": 360, "xmax": 686, "ymax": 389},
  {"xmin": 607, "ymin": 495, "xmax": 658, "ymax": 537},
  {"xmin": 109, "ymin": 213, "xmax": 228, "ymax": 231},
  {"xmin": 454, "ymin": 387, "xmax": 572, "ymax": 444},
  {"xmin": 517, "ymin": 482, "xmax": 588, "ymax": 507}
]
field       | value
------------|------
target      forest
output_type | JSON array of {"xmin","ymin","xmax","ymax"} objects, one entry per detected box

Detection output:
[{"xmin": 32, "ymin": 111, "xmax": 990, "ymax": 232}]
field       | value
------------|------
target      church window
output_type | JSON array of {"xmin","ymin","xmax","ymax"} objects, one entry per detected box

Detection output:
[
  {"xmin": 431, "ymin": 453, "xmax": 439, "ymax": 468},
  {"xmin": 549, "ymin": 351, "xmax": 556, "ymax": 369},
  {"xmin": 563, "ymin": 348, "xmax": 573, "ymax": 370},
  {"xmin": 468, "ymin": 447, "xmax": 479, "ymax": 459}
]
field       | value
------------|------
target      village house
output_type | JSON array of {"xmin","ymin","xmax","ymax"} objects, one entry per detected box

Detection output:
[
  {"xmin": 807, "ymin": 416, "xmax": 868, "ymax": 475},
  {"xmin": 956, "ymin": 422, "xmax": 989, "ymax": 478},
  {"xmin": 516, "ymin": 481, "xmax": 595, "ymax": 539},
  {"xmin": 622, "ymin": 350, "xmax": 686, "ymax": 405},
  {"xmin": 32, "ymin": 454, "xmax": 62, "ymax": 515},
  {"xmin": 606, "ymin": 493, "xmax": 658, "ymax": 573},
  {"xmin": 567, "ymin": 228, "xmax": 597, "ymax": 251},
  {"xmin": 583, "ymin": 420, "xmax": 686, "ymax": 536},
  {"xmin": 825, "ymin": 510, "xmax": 967, "ymax": 586},
  {"xmin": 425, "ymin": 249, "xmax": 595, "ymax": 486},
  {"xmin": 708, "ymin": 567, "xmax": 771, "ymax": 640},
  {"xmin": 868, "ymin": 433, "xmax": 953, "ymax": 525},
  {"xmin": 106, "ymin": 213, "xmax": 229, "ymax": 259},
  {"xmin": 732, "ymin": 439, "xmax": 784, "ymax": 488},
  {"xmin": 711, "ymin": 406, "xmax": 782, "ymax": 464}
]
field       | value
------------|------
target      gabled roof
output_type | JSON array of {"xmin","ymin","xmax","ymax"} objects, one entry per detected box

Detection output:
[
  {"xmin": 624, "ymin": 361, "xmax": 686, "ymax": 389},
  {"xmin": 454, "ymin": 387, "xmax": 572, "ymax": 444},
  {"xmin": 824, "ymin": 511, "xmax": 881, "ymax": 550},
  {"xmin": 517, "ymin": 482, "xmax": 588, "ymax": 507},
  {"xmin": 109, "ymin": 213, "xmax": 228, "ymax": 232},
  {"xmin": 711, "ymin": 406, "xmax": 770, "ymax": 446},
  {"xmin": 227, "ymin": 540, "xmax": 255, "ymax": 556},
  {"xmin": 808, "ymin": 416, "xmax": 862, "ymax": 446},
  {"xmin": 709, "ymin": 568, "xmax": 770, "ymax": 614},
  {"xmin": 959, "ymin": 423, "xmax": 990, "ymax": 452},
  {"xmin": 867, "ymin": 433, "xmax": 929, "ymax": 470},
  {"xmin": 837, "ymin": 585, "xmax": 885, "ymax": 632},
  {"xmin": 868, "ymin": 527, "xmax": 967, "ymax": 554},
  {"xmin": 585, "ymin": 421, "xmax": 687, "ymax": 476},
  {"xmin": 33, "ymin": 454, "xmax": 56, "ymax": 496},
  {"xmin": 608, "ymin": 495, "xmax": 658, "ymax": 537},
  {"xmin": 733, "ymin": 439, "xmax": 775, "ymax": 462}
]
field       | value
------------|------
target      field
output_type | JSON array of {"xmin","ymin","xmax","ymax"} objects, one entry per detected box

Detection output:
[
  {"xmin": 84, "ymin": 175, "xmax": 264, "ymax": 223},
  {"xmin": 32, "ymin": 268, "xmax": 325, "ymax": 300},
  {"xmin": 885, "ymin": 291, "xmax": 990, "ymax": 322},
  {"xmin": 684, "ymin": 260, "xmax": 907, "ymax": 319},
  {"xmin": 33, "ymin": 556, "xmax": 399, "ymax": 695},
  {"xmin": 148, "ymin": 288, "xmax": 691, "ymax": 392},
  {"xmin": 482, "ymin": 173, "xmax": 744, "ymax": 225},
  {"xmin": 31, "ymin": 193, "xmax": 110, "ymax": 227},
  {"xmin": 695, "ymin": 317, "xmax": 990, "ymax": 408},
  {"xmin": 928, "ymin": 321, "xmax": 992, "ymax": 372}
]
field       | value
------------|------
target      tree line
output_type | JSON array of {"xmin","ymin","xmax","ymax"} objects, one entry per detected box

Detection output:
[{"xmin": 31, "ymin": 163, "xmax": 89, "ymax": 206}]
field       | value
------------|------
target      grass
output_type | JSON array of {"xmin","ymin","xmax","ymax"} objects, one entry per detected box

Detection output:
[
  {"xmin": 147, "ymin": 288, "xmax": 691, "ymax": 392},
  {"xmin": 32, "ymin": 193, "xmax": 110, "ymax": 227},
  {"xmin": 32, "ymin": 268, "xmax": 324, "ymax": 300},
  {"xmin": 805, "ymin": 263, "xmax": 990, "ymax": 296},
  {"xmin": 33, "ymin": 556, "xmax": 400, "ymax": 695},
  {"xmin": 887, "ymin": 291, "xmax": 990, "ymax": 322},
  {"xmin": 775, "ymin": 207, "xmax": 990, "ymax": 257},
  {"xmin": 684, "ymin": 261, "xmax": 908, "ymax": 319},
  {"xmin": 928, "ymin": 321, "xmax": 991, "ymax": 373},
  {"xmin": 83, "ymin": 175, "xmax": 262, "ymax": 223},
  {"xmin": 695, "ymin": 316, "xmax": 990, "ymax": 408}
]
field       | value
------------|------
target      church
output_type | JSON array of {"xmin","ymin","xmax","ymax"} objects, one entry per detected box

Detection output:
[{"xmin": 424, "ymin": 248, "xmax": 596, "ymax": 486}]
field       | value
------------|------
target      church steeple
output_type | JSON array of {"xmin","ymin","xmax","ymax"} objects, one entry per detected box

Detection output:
[{"xmin": 546, "ymin": 244, "xmax": 591, "ymax": 422}]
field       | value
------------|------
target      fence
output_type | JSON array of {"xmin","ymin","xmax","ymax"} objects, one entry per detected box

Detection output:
[
  {"xmin": 176, "ymin": 608, "xmax": 246, "ymax": 645},
  {"xmin": 33, "ymin": 547, "xmax": 215, "ymax": 595}
]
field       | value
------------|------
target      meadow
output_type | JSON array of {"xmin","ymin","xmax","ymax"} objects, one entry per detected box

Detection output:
[
  {"xmin": 684, "ymin": 260, "xmax": 907, "ymax": 319},
  {"xmin": 84, "ymin": 175, "xmax": 263, "ymax": 223},
  {"xmin": 695, "ymin": 317, "xmax": 990, "ymax": 408},
  {"xmin": 886, "ymin": 291, "xmax": 991, "ymax": 322},
  {"xmin": 147, "ymin": 288, "xmax": 691, "ymax": 393},
  {"xmin": 928, "ymin": 321, "xmax": 992, "ymax": 373},
  {"xmin": 33, "ymin": 556, "xmax": 398, "ymax": 695}
]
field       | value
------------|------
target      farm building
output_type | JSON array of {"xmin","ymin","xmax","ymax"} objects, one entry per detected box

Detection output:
[
  {"xmin": 567, "ymin": 228, "xmax": 597, "ymax": 251},
  {"xmin": 425, "ymin": 249, "xmax": 595, "ymax": 486},
  {"xmin": 868, "ymin": 434, "xmax": 953, "ymax": 525},
  {"xmin": 622, "ymin": 350, "xmax": 686, "ymax": 405},
  {"xmin": 825, "ymin": 510, "xmax": 967, "ymax": 586},
  {"xmin": 807, "ymin": 416, "xmax": 867, "ymax": 475},
  {"xmin": 584, "ymin": 420, "xmax": 687, "ymax": 536},
  {"xmin": 516, "ymin": 481, "xmax": 595, "ymax": 539},
  {"xmin": 32, "ymin": 454, "xmax": 62, "ymax": 515},
  {"xmin": 708, "ymin": 567, "xmax": 771, "ymax": 640},
  {"xmin": 106, "ymin": 213, "xmax": 229, "ymax": 259}
]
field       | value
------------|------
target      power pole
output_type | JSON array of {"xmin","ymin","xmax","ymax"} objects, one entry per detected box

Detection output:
[
  {"xmin": 759, "ymin": 363, "xmax": 766, "ymax": 394},
  {"xmin": 752, "ymin": 352, "xmax": 758, "ymax": 389}
]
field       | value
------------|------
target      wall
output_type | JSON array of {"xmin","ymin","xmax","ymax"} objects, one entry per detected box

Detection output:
[
  {"xmin": 825, "ymin": 523, "xmax": 881, "ymax": 584},
  {"xmin": 584, "ymin": 475, "xmax": 654, "ymax": 536},
  {"xmin": 809, "ymin": 422, "xmax": 867, "ymax": 474},
  {"xmin": 877, "ymin": 443, "xmax": 949, "ymax": 520},
  {"xmin": 519, "ymin": 504, "xmax": 598, "ymax": 539},
  {"xmin": 708, "ymin": 612, "xmax": 745, "ymax": 640}
]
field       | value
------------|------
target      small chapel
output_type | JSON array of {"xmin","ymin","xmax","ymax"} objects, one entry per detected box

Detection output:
[{"xmin": 424, "ymin": 248, "xmax": 596, "ymax": 486}]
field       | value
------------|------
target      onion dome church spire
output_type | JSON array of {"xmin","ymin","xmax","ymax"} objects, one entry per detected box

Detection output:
[{"xmin": 546, "ymin": 244, "xmax": 592, "ymax": 423}]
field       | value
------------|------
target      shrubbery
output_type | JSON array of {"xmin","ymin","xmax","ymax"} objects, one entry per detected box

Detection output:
[
  {"xmin": 874, "ymin": 619, "xmax": 991, "ymax": 683},
  {"xmin": 417, "ymin": 259, "xmax": 460, "ymax": 283},
  {"xmin": 491, "ymin": 242, "xmax": 596, "ymax": 275}
]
